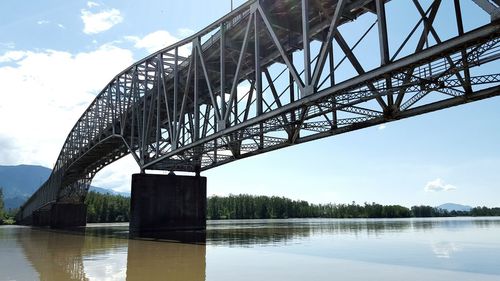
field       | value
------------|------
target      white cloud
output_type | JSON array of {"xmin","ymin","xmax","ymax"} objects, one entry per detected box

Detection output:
[
  {"xmin": 87, "ymin": 1, "xmax": 100, "ymax": 8},
  {"xmin": 36, "ymin": 20, "xmax": 65, "ymax": 30},
  {"xmin": 378, "ymin": 124, "xmax": 386, "ymax": 130},
  {"xmin": 81, "ymin": 8, "xmax": 123, "ymax": 34},
  {"xmin": 220, "ymin": 81, "xmax": 255, "ymax": 106},
  {"xmin": 0, "ymin": 50, "xmax": 28, "ymax": 62},
  {"xmin": 424, "ymin": 178, "xmax": 457, "ymax": 192},
  {"xmin": 92, "ymin": 155, "xmax": 138, "ymax": 192},
  {"xmin": 0, "ymin": 134, "xmax": 18, "ymax": 163},
  {"xmin": 236, "ymin": 81, "xmax": 254, "ymax": 100},
  {"xmin": 0, "ymin": 45, "xmax": 135, "ymax": 168},
  {"xmin": 125, "ymin": 30, "xmax": 190, "ymax": 56}
]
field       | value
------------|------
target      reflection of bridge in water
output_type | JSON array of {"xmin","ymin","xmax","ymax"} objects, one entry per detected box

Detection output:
[{"xmin": 17, "ymin": 0, "xmax": 500, "ymax": 233}]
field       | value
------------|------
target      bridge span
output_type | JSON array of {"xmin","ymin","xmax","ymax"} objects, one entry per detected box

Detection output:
[{"xmin": 18, "ymin": 0, "xmax": 500, "ymax": 233}]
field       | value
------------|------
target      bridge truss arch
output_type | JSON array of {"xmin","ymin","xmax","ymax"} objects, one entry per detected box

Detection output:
[{"xmin": 19, "ymin": 0, "xmax": 500, "ymax": 220}]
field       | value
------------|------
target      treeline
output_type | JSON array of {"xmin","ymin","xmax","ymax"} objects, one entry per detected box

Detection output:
[
  {"xmin": 85, "ymin": 191, "xmax": 130, "ymax": 223},
  {"xmin": 207, "ymin": 195, "xmax": 414, "ymax": 219},
  {"xmin": 411, "ymin": 205, "xmax": 467, "ymax": 217},
  {"xmin": 410, "ymin": 205, "xmax": 500, "ymax": 217},
  {"xmin": 84, "ymin": 193, "xmax": 500, "ymax": 222},
  {"xmin": 207, "ymin": 195, "xmax": 500, "ymax": 220},
  {"xmin": 470, "ymin": 206, "xmax": 500, "ymax": 216},
  {"xmin": 0, "ymin": 188, "xmax": 5, "ymax": 224},
  {"xmin": 6, "ymin": 191, "xmax": 497, "ymax": 224},
  {"xmin": 0, "ymin": 187, "xmax": 15, "ymax": 225}
]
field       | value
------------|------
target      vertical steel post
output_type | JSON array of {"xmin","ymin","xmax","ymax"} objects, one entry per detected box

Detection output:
[
  {"xmin": 255, "ymin": 9, "xmax": 263, "ymax": 148},
  {"xmin": 141, "ymin": 65, "xmax": 148, "ymax": 164},
  {"xmin": 156, "ymin": 56, "xmax": 161, "ymax": 156},
  {"xmin": 130, "ymin": 69, "xmax": 136, "ymax": 150},
  {"xmin": 220, "ymin": 23, "xmax": 226, "ymax": 123},
  {"xmin": 194, "ymin": 42, "xmax": 199, "ymax": 141},
  {"xmin": 454, "ymin": 0, "xmax": 472, "ymax": 94},
  {"xmin": 214, "ymin": 107, "xmax": 218, "ymax": 164},
  {"xmin": 302, "ymin": 0, "xmax": 311, "ymax": 95},
  {"xmin": 328, "ymin": 44, "xmax": 337, "ymax": 128},
  {"xmin": 173, "ymin": 47, "xmax": 179, "ymax": 149},
  {"xmin": 289, "ymin": 53, "xmax": 296, "ymax": 123},
  {"xmin": 376, "ymin": 0, "xmax": 393, "ymax": 107}
]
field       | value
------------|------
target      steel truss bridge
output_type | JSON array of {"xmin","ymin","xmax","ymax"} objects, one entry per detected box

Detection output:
[{"xmin": 19, "ymin": 0, "xmax": 500, "ymax": 220}]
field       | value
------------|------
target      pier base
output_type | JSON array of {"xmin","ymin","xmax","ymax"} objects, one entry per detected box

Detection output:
[
  {"xmin": 32, "ymin": 203, "xmax": 87, "ymax": 228},
  {"xmin": 129, "ymin": 173, "xmax": 206, "ymax": 237}
]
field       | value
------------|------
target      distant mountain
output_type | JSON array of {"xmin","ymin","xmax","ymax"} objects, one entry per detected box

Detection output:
[
  {"xmin": 89, "ymin": 186, "xmax": 130, "ymax": 197},
  {"xmin": 0, "ymin": 164, "xmax": 129, "ymax": 210},
  {"xmin": 437, "ymin": 203, "xmax": 472, "ymax": 212},
  {"xmin": 4, "ymin": 197, "xmax": 26, "ymax": 211},
  {"xmin": 0, "ymin": 165, "xmax": 51, "ymax": 198}
]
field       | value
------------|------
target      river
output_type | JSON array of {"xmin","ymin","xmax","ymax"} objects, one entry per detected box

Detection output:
[{"xmin": 0, "ymin": 217, "xmax": 499, "ymax": 280}]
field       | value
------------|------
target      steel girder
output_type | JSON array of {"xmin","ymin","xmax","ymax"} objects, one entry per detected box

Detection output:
[{"xmin": 19, "ymin": 0, "xmax": 500, "ymax": 220}]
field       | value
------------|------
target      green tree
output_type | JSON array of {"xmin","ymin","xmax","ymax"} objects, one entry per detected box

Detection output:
[
  {"xmin": 0, "ymin": 187, "xmax": 5, "ymax": 223},
  {"xmin": 471, "ymin": 206, "xmax": 500, "ymax": 216},
  {"xmin": 206, "ymin": 194, "xmax": 415, "ymax": 220},
  {"xmin": 84, "ymin": 191, "xmax": 130, "ymax": 223}
]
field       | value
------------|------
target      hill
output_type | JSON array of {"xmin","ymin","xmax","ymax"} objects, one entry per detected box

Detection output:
[
  {"xmin": 0, "ymin": 164, "xmax": 51, "ymax": 198},
  {"xmin": 0, "ymin": 164, "xmax": 129, "ymax": 210},
  {"xmin": 89, "ymin": 186, "xmax": 130, "ymax": 197},
  {"xmin": 437, "ymin": 203, "xmax": 472, "ymax": 212}
]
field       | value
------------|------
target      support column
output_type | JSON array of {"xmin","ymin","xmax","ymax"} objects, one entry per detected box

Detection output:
[
  {"xmin": 32, "ymin": 203, "xmax": 87, "ymax": 228},
  {"xmin": 32, "ymin": 208, "xmax": 51, "ymax": 226},
  {"xmin": 130, "ymin": 173, "xmax": 207, "ymax": 236},
  {"xmin": 51, "ymin": 203, "xmax": 87, "ymax": 227}
]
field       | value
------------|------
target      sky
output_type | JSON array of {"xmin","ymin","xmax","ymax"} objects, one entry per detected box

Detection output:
[{"xmin": 0, "ymin": 0, "xmax": 499, "ymax": 208}]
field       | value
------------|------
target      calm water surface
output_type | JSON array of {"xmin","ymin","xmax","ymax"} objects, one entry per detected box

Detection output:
[{"xmin": 1, "ymin": 217, "xmax": 499, "ymax": 280}]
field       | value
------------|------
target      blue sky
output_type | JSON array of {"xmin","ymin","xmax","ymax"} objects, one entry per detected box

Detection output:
[{"xmin": 0, "ymin": 0, "xmax": 499, "ymax": 207}]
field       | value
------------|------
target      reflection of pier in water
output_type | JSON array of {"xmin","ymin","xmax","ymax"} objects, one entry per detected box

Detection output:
[
  {"xmin": 126, "ymin": 239, "xmax": 205, "ymax": 281},
  {"xmin": 18, "ymin": 229, "xmax": 91, "ymax": 281},
  {"xmin": 18, "ymin": 227, "xmax": 206, "ymax": 281}
]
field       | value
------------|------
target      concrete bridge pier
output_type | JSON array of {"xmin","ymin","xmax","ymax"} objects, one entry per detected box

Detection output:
[
  {"xmin": 129, "ymin": 173, "xmax": 207, "ymax": 237},
  {"xmin": 32, "ymin": 203, "xmax": 87, "ymax": 228}
]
